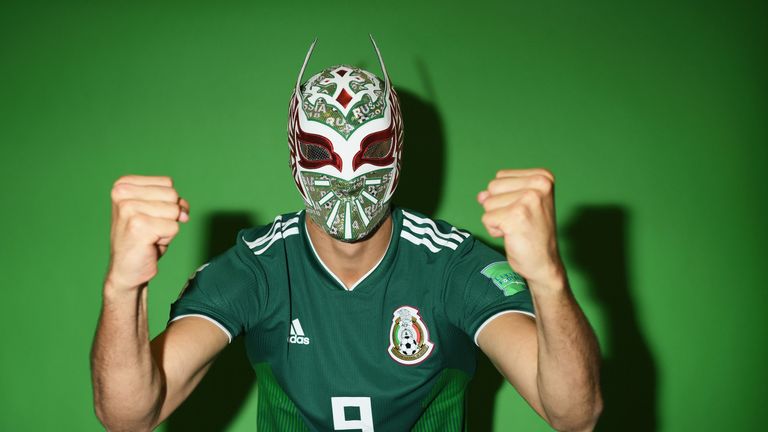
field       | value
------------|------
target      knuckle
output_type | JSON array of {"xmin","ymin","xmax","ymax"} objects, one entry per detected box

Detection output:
[
  {"xmin": 167, "ymin": 188, "xmax": 179, "ymax": 202},
  {"xmin": 508, "ymin": 204, "xmax": 528, "ymax": 219},
  {"xmin": 487, "ymin": 179, "xmax": 501, "ymax": 194},
  {"xmin": 113, "ymin": 175, "xmax": 131, "ymax": 187},
  {"xmin": 147, "ymin": 267, "xmax": 158, "ymax": 280},
  {"xmin": 162, "ymin": 176, "xmax": 174, "ymax": 187},
  {"xmin": 522, "ymin": 189, "xmax": 541, "ymax": 204},
  {"xmin": 531, "ymin": 175, "xmax": 552, "ymax": 192},
  {"xmin": 126, "ymin": 214, "xmax": 149, "ymax": 232},
  {"xmin": 481, "ymin": 196, "xmax": 495, "ymax": 212},
  {"xmin": 116, "ymin": 199, "xmax": 136, "ymax": 214},
  {"xmin": 537, "ymin": 168, "xmax": 555, "ymax": 183},
  {"xmin": 111, "ymin": 183, "xmax": 128, "ymax": 201}
]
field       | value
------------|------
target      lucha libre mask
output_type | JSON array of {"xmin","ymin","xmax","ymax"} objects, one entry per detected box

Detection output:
[{"xmin": 288, "ymin": 37, "xmax": 403, "ymax": 242}]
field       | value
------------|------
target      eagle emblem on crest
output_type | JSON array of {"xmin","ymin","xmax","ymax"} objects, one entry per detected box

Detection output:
[{"xmin": 388, "ymin": 306, "xmax": 434, "ymax": 365}]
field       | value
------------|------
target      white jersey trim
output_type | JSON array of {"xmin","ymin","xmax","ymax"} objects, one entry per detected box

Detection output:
[
  {"xmin": 243, "ymin": 214, "xmax": 301, "ymax": 256},
  {"xmin": 170, "ymin": 314, "xmax": 233, "ymax": 344},
  {"xmin": 243, "ymin": 215, "xmax": 283, "ymax": 248},
  {"xmin": 253, "ymin": 227, "xmax": 299, "ymax": 255},
  {"xmin": 304, "ymin": 218, "xmax": 392, "ymax": 291},
  {"xmin": 399, "ymin": 211, "xmax": 469, "ymax": 253},
  {"xmin": 400, "ymin": 230, "xmax": 441, "ymax": 253},
  {"xmin": 402, "ymin": 219, "xmax": 460, "ymax": 250},
  {"xmin": 401, "ymin": 210, "xmax": 468, "ymax": 243},
  {"xmin": 473, "ymin": 310, "xmax": 536, "ymax": 346}
]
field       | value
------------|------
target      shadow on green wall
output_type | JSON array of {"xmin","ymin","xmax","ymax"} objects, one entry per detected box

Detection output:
[
  {"xmin": 397, "ymin": 82, "xmax": 511, "ymax": 431},
  {"xmin": 166, "ymin": 212, "xmax": 258, "ymax": 431},
  {"xmin": 467, "ymin": 351, "xmax": 505, "ymax": 431},
  {"xmin": 468, "ymin": 207, "xmax": 659, "ymax": 431},
  {"xmin": 565, "ymin": 206, "xmax": 658, "ymax": 431},
  {"xmin": 393, "ymin": 66, "xmax": 446, "ymax": 216}
]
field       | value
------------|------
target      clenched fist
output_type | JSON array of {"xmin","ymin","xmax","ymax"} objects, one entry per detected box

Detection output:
[
  {"xmin": 477, "ymin": 168, "xmax": 564, "ymax": 288},
  {"xmin": 106, "ymin": 175, "xmax": 189, "ymax": 291}
]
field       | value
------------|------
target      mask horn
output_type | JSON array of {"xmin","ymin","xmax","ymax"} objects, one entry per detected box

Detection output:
[
  {"xmin": 295, "ymin": 38, "xmax": 317, "ymax": 97},
  {"xmin": 369, "ymin": 34, "xmax": 391, "ymax": 93}
]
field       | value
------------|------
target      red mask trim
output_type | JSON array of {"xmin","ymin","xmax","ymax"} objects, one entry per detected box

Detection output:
[
  {"xmin": 352, "ymin": 125, "xmax": 395, "ymax": 171},
  {"xmin": 295, "ymin": 113, "xmax": 343, "ymax": 171}
]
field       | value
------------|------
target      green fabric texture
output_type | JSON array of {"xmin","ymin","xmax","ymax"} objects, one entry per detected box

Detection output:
[{"xmin": 169, "ymin": 208, "xmax": 532, "ymax": 430}]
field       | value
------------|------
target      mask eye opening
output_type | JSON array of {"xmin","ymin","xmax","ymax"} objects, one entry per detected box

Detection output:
[
  {"xmin": 352, "ymin": 126, "xmax": 396, "ymax": 171},
  {"xmin": 295, "ymin": 125, "xmax": 343, "ymax": 171},
  {"xmin": 361, "ymin": 138, "xmax": 392, "ymax": 160},
  {"xmin": 300, "ymin": 141, "xmax": 333, "ymax": 162}
]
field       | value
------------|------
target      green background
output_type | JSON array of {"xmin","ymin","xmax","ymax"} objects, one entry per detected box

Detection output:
[{"xmin": 1, "ymin": 0, "xmax": 766, "ymax": 430}]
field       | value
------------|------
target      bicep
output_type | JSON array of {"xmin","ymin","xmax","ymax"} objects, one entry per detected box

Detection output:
[
  {"xmin": 476, "ymin": 312, "xmax": 549, "ymax": 422},
  {"xmin": 149, "ymin": 316, "xmax": 230, "ymax": 426}
]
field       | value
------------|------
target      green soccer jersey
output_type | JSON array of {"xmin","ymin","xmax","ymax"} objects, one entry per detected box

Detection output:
[{"xmin": 168, "ymin": 207, "xmax": 535, "ymax": 431}]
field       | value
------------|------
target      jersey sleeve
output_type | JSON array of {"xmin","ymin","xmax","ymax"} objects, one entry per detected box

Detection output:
[
  {"xmin": 444, "ymin": 236, "xmax": 535, "ymax": 345},
  {"xmin": 167, "ymin": 230, "xmax": 265, "ymax": 342}
]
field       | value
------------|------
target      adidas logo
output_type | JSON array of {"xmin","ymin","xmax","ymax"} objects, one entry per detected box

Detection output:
[{"xmin": 288, "ymin": 318, "xmax": 310, "ymax": 345}]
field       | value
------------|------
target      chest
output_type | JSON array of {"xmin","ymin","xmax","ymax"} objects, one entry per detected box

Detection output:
[
  {"xmin": 243, "ymin": 262, "xmax": 475, "ymax": 427},
  {"xmin": 251, "ymin": 266, "xmax": 463, "ymax": 373}
]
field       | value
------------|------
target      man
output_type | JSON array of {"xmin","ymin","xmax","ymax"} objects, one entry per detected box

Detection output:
[{"xmin": 91, "ymin": 38, "xmax": 602, "ymax": 431}]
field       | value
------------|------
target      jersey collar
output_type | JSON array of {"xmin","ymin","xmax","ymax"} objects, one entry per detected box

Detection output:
[{"xmin": 300, "ymin": 208, "xmax": 401, "ymax": 292}]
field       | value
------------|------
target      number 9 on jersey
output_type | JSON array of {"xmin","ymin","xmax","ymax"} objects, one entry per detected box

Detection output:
[{"xmin": 331, "ymin": 397, "xmax": 374, "ymax": 431}]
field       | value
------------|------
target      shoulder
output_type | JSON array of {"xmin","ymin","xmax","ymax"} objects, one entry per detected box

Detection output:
[
  {"xmin": 395, "ymin": 208, "xmax": 511, "ymax": 280},
  {"xmin": 198, "ymin": 210, "xmax": 302, "ymax": 281},
  {"xmin": 238, "ymin": 210, "xmax": 303, "ymax": 257},
  {"xmin": 396, "ymin": 207, "xmax": 473, "ymax": 256}
]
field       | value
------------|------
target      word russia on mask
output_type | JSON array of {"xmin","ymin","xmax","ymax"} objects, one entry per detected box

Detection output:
[{"xmin": 287, "ymin": 36, "xmax": 404, "ymax": 242}]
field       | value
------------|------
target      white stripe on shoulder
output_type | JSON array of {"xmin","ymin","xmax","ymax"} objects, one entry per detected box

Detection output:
[
  {"xmin": 401, "ymin": 210, "xmax": 467, "ymax": 243},
  {"xmin": 243, "ymin": 215, "xmax": 283, "ymax": 249},
  {"xmin": 170, "ymin": 314, "xmax": 233, "ymax": 344},
  {"xmin": 400, "ymin": 230, "xmax": 441, "ymax": 253},
  {"xmin": 473, "ymin": 310, "xmax": 536, "ymax": 346},
  {"xmin": 242, "ymin": 214, "xmax": 301, "ymax": 255},
  {"xmin": 402, "ymin": 219, "xmax": 459, "ymax": 250},
  {"xmin": 283, "ymin": 216, "xmax": 300, "ymax": 229},
  {"xmin": 253, "ymin": 226, "xmax": 299, "ymax": 255},
  {"xmin": 453, "ymin": 227, "xmax": 470, "ymax": 238}
]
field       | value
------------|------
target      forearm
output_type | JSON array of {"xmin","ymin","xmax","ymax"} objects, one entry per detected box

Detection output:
[
  {"xmin": 530, "ymin": 274, "xmax": 602, "ymax": 431},
  {"xmin": 91, "ymin": 281, "xmax": 165, "ymax": 431}
]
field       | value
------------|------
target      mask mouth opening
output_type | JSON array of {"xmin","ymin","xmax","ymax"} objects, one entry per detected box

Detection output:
[
  {"xmin": 336, "ymin": 188, "xmax": 360, "ymax": 199},
  {"xmin": 333, "ymin": 177, "xmax": 365, "ymax": 198}
]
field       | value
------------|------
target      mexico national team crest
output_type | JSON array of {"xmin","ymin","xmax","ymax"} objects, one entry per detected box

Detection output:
[{"xmin": 388, "ymin": 306, "xmax": 434, "ymax": 365}]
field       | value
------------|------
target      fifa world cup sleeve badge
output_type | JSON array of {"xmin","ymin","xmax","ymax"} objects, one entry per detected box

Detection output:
[
  {"xmin": 387, "ymin": 306, "xmax": 435, "ymax": 365},
  {"xmin": 480, "ymin": 261, "xmax": 527, "ymax": 296}
]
